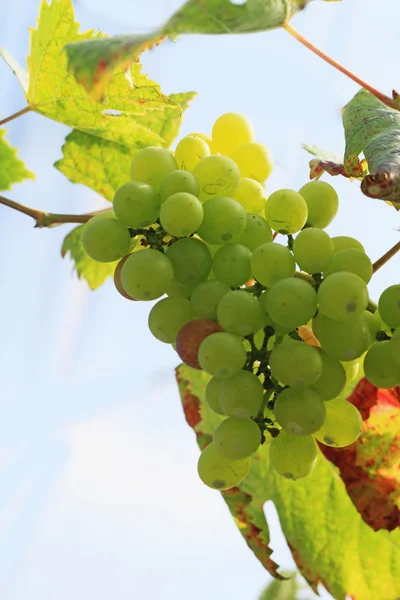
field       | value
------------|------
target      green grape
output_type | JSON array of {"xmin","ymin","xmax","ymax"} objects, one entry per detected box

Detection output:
[
  {"xmin": 264, "ymin": 189, "xmax": 308, "ymax": 234},
  {"xmin": 206, "ymin": 377, "xmax": 226, "ymax": 415},
  {"xmin": 159, "ymin": 170, "xmax": 200, "ymax": 203},
  {"xmin": 114, "ymin": 254, "xmax": 136, "ymax": 300},
  {"xmin": 274, "ymin": 386, "xmax": 326, "ymax": 435},
  {"xmin": 310, "ymin": 348, "xmax": 346, "ymax": 400},
  {"xmin": 378, "ymin": 284, "xmax": 400, "ymax": 328},
  {"xmin": 219, "ymin": 370, "xmax": 264, "ymax": 418},
  {"xmin": 188, "ymin": 132, "xmax": 212, "ymax": 149},
  {"xmin": 269, "ymin": 340, "xmax": 323, "ymax": 386},
  {"xmin": 197, "ymin": 197, "xmax": 246, "ymax": 244},
  {"xmin": 217, "ymin": 290, "xmax": 265, "ymax": 337},
  {"xmin": 81, "ymin": 217, "xmax": 131, "ymax": 263},
  {"xmin": 236, "ymin": 214, "xmax": 273, "ymax": 251},
  {"xmin": 363, "ymin": 341, "xmax": 400, "ymax": 388},
  {"xmin": 323, "ymin": 248, "xmax": 373, "ymax": 284},
  {"xmin": 166, "ymin": 280, "xmax": 196, "ymax": 299},
  {"xmin": 362, "ymin": 310, "xmax": 381, "ymax": 341},
  {"xmin": 198, "ymin": 332, "xmax": 246, "ymax": 378},
  {"xmin": 298, "ymin": 181, "xmax": 339, "ymax": 229},
  {"xmin": 234, "ymin": 178, "xmax": 266, "ymax": 213},
  {"xmin": 176, "ymin": 319, "xmax": 223, "ymax": 369},
  {"xmin": 159, "ymin": 192, "xmax": 204, "ymax": 237},
  {"xmin": 341, "ymin": 358, "xmax": 360, "ymax": 383},
  {"xmin": 231, "ymin": 142, "xmax": 273, "ymax": 182},
  {"xmin": 293, "ymin": 228, "xmax": 334, "ymax": 273},
  {"xmin": 314, "ymin": 399, "xmax": 362, "ymax": 447},
  {"xmin": 166, "ymin": 238, "xmax": 212, "ymax": 286},
  {"xmin": 251, "ymin": 243, "xmax": 296, "ymax": 287},
  {"xmin": 193, "ymin": 155, "xmax": 241, "ymax": 202},
  {"xmin": 130, "ymin": 147, "xmax": 178, "ymax": 191},
  {"xmin": 214, "ymin": 417, "xmax": 261, "ymax": 459},
  {"xmin": 191, "ymin": 279, "xmax": 231, "ymax": 320},
  {"xmin": 270, "ymin": 431, "xmax": 318, "ymax": 480},
  {"xmin": 211, "ymin": 112, "xmax": 254, "ymax": 156},
  {"xmin": 197, "ymin": 442, "xmax": 250, "ymax": 490},
  {"xmin": 317, "ymin": 272, "xmax": 368, "ymax": 322},
  {"xmin": 332, "ymin": 236, "xmax": 365, "ymax": 253},
  {"xmin": 113, "ymin": 181, "xmax": 160, "ymax": 228},
  {"xmin": 258, "ymin": 291, "xmax": 293, "ymax": 336},
  {"xmin": 266, "ymin": 278, "xmax": 318, "ymax": 329},
  {"xmin": 175, "ymin": 135, "xmax": 210, "ymax": 172},
  {"xmin": 212, "ymin": 244, "xmax": 252, "ymax": 287},
  {"xmin": 121, "ymin": 249, "xmax": 174, "ymax": 300},
  {"xmin": 312, "ymin": 313, "xmax": 371, "ymax": 361},
  {"xmin": 390, "ymin": 327, "xmax": 400, "ymax": 364},
  {"xmin": 148, "ymin": 297, "xmax": 195, "ymax": 343}
]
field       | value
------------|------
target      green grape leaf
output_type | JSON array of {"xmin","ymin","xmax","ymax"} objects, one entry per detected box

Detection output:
[
  {"xmin": 54, "ymin": 92, "xmax": 196, "ymax": 201},
  {"xmin": 343, "ymin": 89, "xmax": 400, "ymax": 207},
  {"xmin": 321, "ymin": 378, "xmax": 400, "ymax": 532},
  {"xmin": 61, "ymin": 224, "xmax": 117, "ymax": 289},
  {"xmin": 0, "ymin": 129, "xmax": 34, "ymax": 191},
  {"xmin": 303, "ymin": 143, "xmax": 366, "ymax": 181},
  {"xmin": 23, "ymin": 0, "xmax": 176, "ymax": 146},
  {"xmin": 0, "ymin": 47, "xmax": 29, "ymax": 93},
  {"xmin": 176, "ymin": 363, "xmax": 400, "ymax": 600},
  {"xmin": 259, "ymin": 575, "xmax": 300, "ymax": 600},
  {"xmin": 65, "ymin": 0, "xmax": 337, "ymax": 100}
]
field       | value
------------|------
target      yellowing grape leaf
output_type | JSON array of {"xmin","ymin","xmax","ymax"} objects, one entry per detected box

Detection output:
[
  {"xmin": 54, "ymin": 92, "xmax": 196, "ymax": 201},
  {"xmin": 343, "ymin": 89, "xmax": 400, "ymax": 208},
  {"xmin": 321, "ymin": 378, "xmax": 400, "ymax": 532},
  {"xmin": 0, "ymin": 129, "xmax": 34, "ymax": 191},
  {"xmin": 176, "ymin": 363, "xmax": 400, "ymax": 600},
  {"xmin": 61, "ymin": 224, "xmax": 117, "ymax": 289},
  {"xmin": 0, "ymin": 48, "xmax": 29, "ymax": 93},
  {"xmin": 303, "ymin": 143, "xmax": 366, "ymax": 181},
  {"xmin": 65, "ymin": 0, "xmax": 337, "ymax": 102}
]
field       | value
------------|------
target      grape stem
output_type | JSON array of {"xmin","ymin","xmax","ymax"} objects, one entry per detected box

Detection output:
[
  {"xmin": 0, "ymin": 106, "xmax": 32, "ymax": 126},
  {"xmin": 0, "ymin": 195, "xmax": 109, "ymax": 228},
  {"xmin": 372, "ymin": 240, "xmax": 400, "ymax": 273},
  {"xmin": 283, "ymin": 24, "xmax": 396, "ymax": 109}
]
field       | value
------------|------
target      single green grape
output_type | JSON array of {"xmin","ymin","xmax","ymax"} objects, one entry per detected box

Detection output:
[
  {"xmin": 363, "ymin": 341, "xmax": 400, "ymax": 388},
  {"xmin": 191, "ymin": 279, "xmax": 231, "ymax": 320},
  {"xmin": 198, "ymin": 332, "xmax": 247, "ymax": 378},
  {"xmin": 211, "ymin": 112, "xmax": 254, "ymax": 156},
  {"xmin": 266, "ymin": 278, "xmax": 318, "ymax": 329},
  {"xmin": 166, "ymin": 280, "xmax": 197, "ymax": 300},
  {"xmin": 251, "ymin": 243, "xmax": 296, "ymax": 287},
  {"xmin": 81, "ymin": 217, "xmax": 131, "ymax": 263},
  {"xmin": 317, "ymin": 272, "xmax": 368, "ymax": 321},
  {"xmin": 166, "ymin": 238, "xmax": 212, "ymax": 286},
  {"xmin": 378, "ymin": 284, "xmax": 400, "ymax": 328},
  {"xmin": 213, "ymin": 417, "xmax": 261, "ymax": 459},
  {"xmin": 274, "ymin": 386, "xmax": 326, "ymax": 435},
  {"xmin": 159, "ymin": 192, "xmax": 204, "ymax": 237},
  {"xmin": 231, "ymin": 142, "xmax": 273, "ymax": 182},
  {"xmin": 217, "ymin": 290, "xmax": 265, "ymax": 337},
  {"xmin": 258, "ymin": 291, "xmax": 293, "ymax": 336},
  {"xmin": 197, "ymin": 196, "xmax": 246, "ymax": 244},
  {"xmin": 234, "ymin": 178, "xmax": 266, "ymax": 213},
  {"xmin": 236, "ymin": 214, "xmax": 273, "ymax": 251},
  {"xmin": 121, "ymin": 248, "xmax": 174, "ymax": 300},
  {"xmin": 175, "ymin": 135, "xmax": 210, "ymax": 172},
  {"xmin": 188, "ymin": 132, "xmax": 212, "ymax": 149},
  {"xmin": 159, "ymin": 170, "xmax": 200, "ymax": 203},
  {"xmin": 265, "ymin": 189, "xmax": 308, "ymax": 234},
  {"xmin": 269, "ymin": 431, "xmax": 318, "ymax": 480},
  {"xmin": 298, "ymin": 181, "xmax": 339, "ymax": 229},
  {"xmin": 332, "ymin": 236, "xmax": 365, "ymax": 253},
  {"xmin": 113, "ymin": 181, "xmax": 160, "ymax": 228},
  {"xmin": 312, "ymin": 313, "xmax": 371, "ymax": 361},
  {"xmin": 212, "ymin": 244, "xmax": 252, "ymax": 287},
  {"xmin": 197, "ymin": 442, "xmax": 250, "ymax": 490},
  {"xmin": 362, "ymin": 310, "xmax": 381, "ymax": 341},
  {"xmin": 269, "ymin": 340, "xmax": 323, "ymax": 386},
  {"xmin": 323, "ymin": 248, "xmax": 373, "ymax": 284},
  {"xmin": 130, "ymin": 147, "xmax": 178, "ymax": 191},
  {"xmin": 293, "ymin": 228, "xmax": 334, "ymax": 273},
  {"xmin": 205, "ymin": 377, "xmax": 226, "ymax": 415},
  {"xmin": 220, "ymin": 370, "xmax": 264, "ymax": 418},
  {"xmin": 310, "ymin": 348, "xmax": 346, "ymax": 401},
  {"xmin": 193, "ymin": 155, "xmax": 241, "ymax": 202},
  {"xmin": 148, "ymin": 297, "xmax": 195, "ymax": 343},
  {"xmin": 341, "ymin": 358, "xmax": 360, "ymax": 383},
  {"xmin": 314, "ymin": 399, "xmax": 362, "ymax": 447}
]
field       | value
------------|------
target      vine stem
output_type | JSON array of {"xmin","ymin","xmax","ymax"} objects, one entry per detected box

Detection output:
[
  {"xmin": 372, "ymin": 240, "xmax": 400, "ymax": 273},
  {"xmin": 0, "ymin": 106, "xmax": 32, "ymax": 126},
  {"xmin": 283, "ymin": 24, "xmax": 395, "ymax": 109},
  {"xmin": 0, "ymin": 195, "xmax": 108, "ymax": 228}
]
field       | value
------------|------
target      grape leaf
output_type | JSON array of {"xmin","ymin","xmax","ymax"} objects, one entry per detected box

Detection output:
[
  {"xmin": 0, "ymin": 47, "xmax": 29, "ymax": 93},
  {"xmin": 343, "ymin": 89, "xmax": 400, "ymax": 206},
  {"xmin": 19, "ymin": 0, "xmax": 177, "ymax": 146},
  {"xmin": 65, "ymin": 0, "xmax": 337, "ymax": 102},
  {"xmin": 176, "ymin": 363, "xmax": 400, "ymax": 600},
  {"xmin": 0, "ymin": 129, "xmax": 34, "ymax": 191},
  {"xmin": 54, "ymin": 92, "xmax": 196, "ymax": 201},
  {"xmin": 259, "ymin": 575, "xmax": 300, "ymax": 600},
  {"xmin": 61, "ymin": 224, "xmax": 117, "ymax": 289},
  {"xmin": 303, "ymin": 143, "xmax": 366, "ymax": 181},
  {"xmin": 320, "ymin": 378, "xmax": 400, "ymax": 533}
]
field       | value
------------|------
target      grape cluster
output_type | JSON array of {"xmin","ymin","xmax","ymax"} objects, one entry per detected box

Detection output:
[{"xmin": 81, "ymin": 112, "xmax": 400, "ymax": 491}]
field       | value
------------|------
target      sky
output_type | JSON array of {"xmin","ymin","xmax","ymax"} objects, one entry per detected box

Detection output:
[{"xmin": 0, "ymin": 0, "xmax": 399, "ymax": 599}]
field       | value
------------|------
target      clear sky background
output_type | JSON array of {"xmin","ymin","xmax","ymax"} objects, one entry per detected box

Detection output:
[{"xmin": 0, "ymin": 1, "xmax": 399, "ymax": 599}]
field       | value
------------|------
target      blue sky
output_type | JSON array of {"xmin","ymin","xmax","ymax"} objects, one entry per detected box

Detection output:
[{"xmin": 0, "ymin": 0, "xmax": 399, "ymax": 598}]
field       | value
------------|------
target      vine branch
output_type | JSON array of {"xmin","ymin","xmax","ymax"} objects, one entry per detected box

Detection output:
[
  {"xmin": 0, "ymin": 106, "xmax": 32, "ymax": 126},
  {"xmin": 283, "ymin": 24, "xmax": 396, "ymax": 109},
  {"xmin": 373, "ymin": 240, "xmax": 400, "ymax": 273},
  {"xmin": 0, "ymin": 195, "xmax": 108, "ymax": 228}
]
